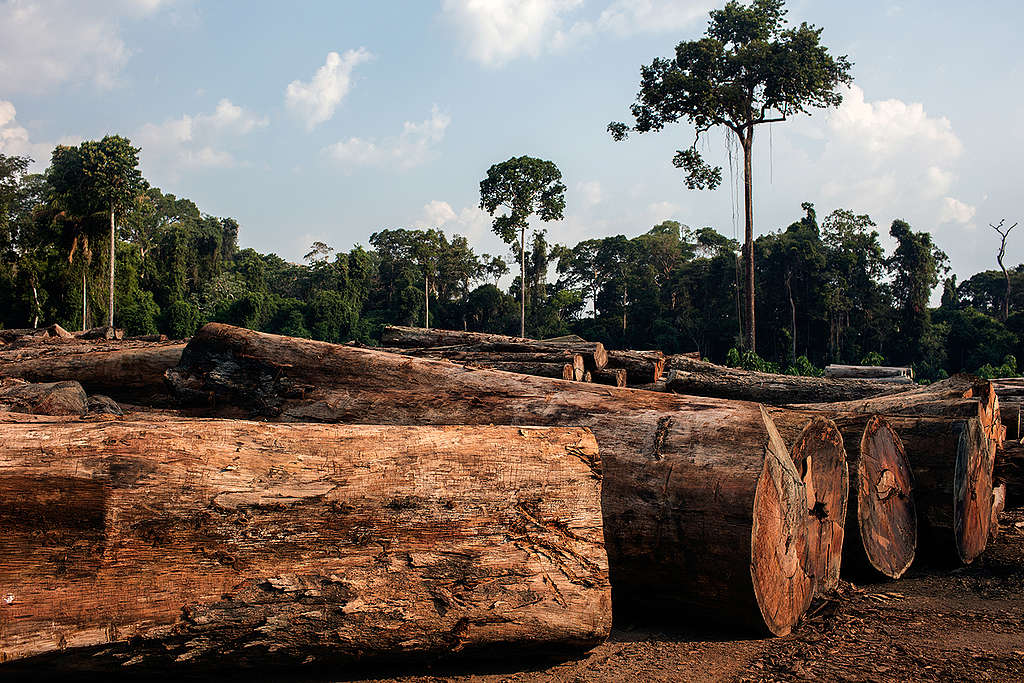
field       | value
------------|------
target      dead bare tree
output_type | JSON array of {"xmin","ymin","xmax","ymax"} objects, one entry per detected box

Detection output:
[{"xmin": 990, "ymin": 219, "xmax": 1018, "ymax": 321}]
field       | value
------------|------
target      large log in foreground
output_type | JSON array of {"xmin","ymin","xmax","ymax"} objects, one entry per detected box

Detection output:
[
  {"xmin": 167, "ymin": 324, "xmax": 814, "ymax": 635},
  {"xmin": 664, "ymin": 356, "xmax": 909, "ymax": 405},
  {"xmin": 0, "ymin": 343, "xmax": 184, "ymax": 403},
  {"xmin": 770, "ymin": 414, "xmax": 848, "ymax": 593},
  {"xmin": 381, "ymin": 326, "xmax": 608, "ymax": 370},
  {"xmin": 0, "ymin": 419, "xmax": 610, "ymax": 670}
]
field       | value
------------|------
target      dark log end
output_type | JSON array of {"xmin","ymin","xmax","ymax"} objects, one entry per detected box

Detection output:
[
  {"xmin": 954, "ymin": 419, "xmax": 993, "ymax": 564},
  {"xmin": 856, "ymin": 417, "xmax": 917, "ymax": 579},
  {"xmin": 750, "ymin": 408, "xmax": 815, "ymax": 636},
  {"xmin": 790, "ymin": 417, "xmax": 848, "ymax": 594}
]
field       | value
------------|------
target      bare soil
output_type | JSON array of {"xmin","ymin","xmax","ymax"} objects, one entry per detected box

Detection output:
[{"xmin": 338, "ymin": 509, "xmax": 1024, "ymax": 683}]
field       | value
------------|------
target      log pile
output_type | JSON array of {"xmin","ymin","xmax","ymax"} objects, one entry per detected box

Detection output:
[
  {"xmin": 0, "ymin": 417, "xmax": 610, "ymax": 671},
  {"xmin": 824, "ymin": 364, "xmax": 913, "ymax": 382},
  {"xmin": 663, "ymin": 355, "xmax": 913, "ymax": 404},
  {"xmin": 167, "ymin": 323, "xmax": 815, "ymax": 636}
]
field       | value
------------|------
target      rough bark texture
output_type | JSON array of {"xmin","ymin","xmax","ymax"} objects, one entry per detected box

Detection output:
[
  {"xmin": 0, "ymin": 379, "xmax": 88, "ymax": 416},
  {"xmin": 0, "ymin": 343, "xmax": 183, "ymax": 403},
  {"xmin": 458, "ymin": 361, "xmax": 575, "ymax": 381},
  {"xmin": 166, "ymin": 324, "xmax": 814, "ymax": 635},
  {"xmin": 381, "ymin": 326, "xmax": 608, "ymax": 370},
  {"xmin": 606, "ymin": 350, "xmax": 665, "ymax": 385},
  {"xmin": 0, "ymin": 418, "xmax": 610, "ymax": 671},
  {"xmin": 75, "ymin": 326, "xmax": 124, "ymax": 341},
  {"xmin": 664, "ymin": 357, "xmax": 909, "ymax": 405},
  {"xmin": 374, "ymin": 348, "xmax": 586, "ymax": 379},
  {"xmin": 769, "ymin": 414, "xmax": 848, "ymax": 594}
]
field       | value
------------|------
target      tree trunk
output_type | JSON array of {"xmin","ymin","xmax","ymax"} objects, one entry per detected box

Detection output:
[
  {"xmin": 0, "ymin": 343, "xmax": 184, "ymax": 404},
  {"xmin": 663, "ymin": 356, "xmax": 909, "ymax": 405},
  {"xmin": 424, "ymin": 272, "xmax": 429, "ymax": 329},
  {"xmin": 456, "ymin": 360, "xmax": 575, "ymax": 381},
  {"xmin": 742, "ymin": 126, "xmax": 755, "ymax": 353},
  {"xmin": 520, "ymin": 225, "xmax": 526, "ymax": 338},
  {"xmin": 381, "ymin": 326, "xmax": 607, "ymax": 370},
  {"xmin": 785, "ymin": 269, "xmax": 796, "ymax": 363},
  {"xmin": 768, "ymin": 414, "xmax": 848, "ymax": 594},
  {"xmin": 108, "ymin": 205, "xmax": 115, "ymax": 328},
  {"xmin": 81, "ymin": 270, "xmax": 87, "ymax": 332},
  {"xmin": 606, "ymin": 350, "xmax": 665, "ymax": 384},
  {"xmin": 824, "ymin": 365, "xmax": 913, "ymax": 380},
  {"xmin": 166, "ymin": 324, "xmax": 815, "ymax": 635},
  {"xmin": 0, "ymin": 417, "xmax": 610, "ymax": 671},
  {"xmin": 375, "ymin": 349, "xmax": 586, "ymax": 381}
]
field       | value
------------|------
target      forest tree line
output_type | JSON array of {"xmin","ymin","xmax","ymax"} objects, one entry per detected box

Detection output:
[{"xmin": 0, "ymin": 147, "xmax": 1019, "ymax": 381}]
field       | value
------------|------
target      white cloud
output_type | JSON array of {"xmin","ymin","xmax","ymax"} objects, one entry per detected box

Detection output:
[
  {"xmin": 576, "ymin": 180, "xmax": 602, "ymax": 207},
  {"xmin": 325, "ymin": 105, "xmax": 451, "ymax": 170},
  {"xmin": 0, "ymin": 0, "xmax": 175, "ymax": 93},
  {"xmin": 596, "ymin": 0, "xmax": 712, "ymax": 36},
  {"xmin": 414, "ymin": 200, "xmax": 492, "ymax": 242},
  {"xmin": 815, "ymin": 85, "xmax": 966, "ymax": 229},
  {"xmin": 285, "ymin": 48, "xmax": 373, "ymax": 129},
  {"xmin": 648, "ymin": 200, "xmax": 679, "ymax": 223},
  {"xmin": 0, "ymin": 100, "xmax": 79, "ymax": 169},
  {"xmin": 417, "ymin": 199, "xmax": 458, "ymax": 227},
  {"xmin": 136, "ymin": 98, "xmax": 267, "ymax": 173},
  {"xmin": 441, "ymin": 0, "xmax": 709, "ymax": 66},
  {"xmin": 939, "ymin": 197, "xmax": 976, "ymax": 225}
]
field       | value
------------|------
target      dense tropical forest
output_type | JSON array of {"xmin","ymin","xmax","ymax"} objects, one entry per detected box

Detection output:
[{"xmin": 0, "ymin": 141, "xmax": 1019, "ymax": 382}]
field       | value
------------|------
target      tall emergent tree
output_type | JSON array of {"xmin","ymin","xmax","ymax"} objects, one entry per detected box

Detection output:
[
  {"xmin": 989, "ymin": 219, "xmax": 1017, "ymax": 321},
  {"xmin": 479, "ymin": 156, "xmax": 566, "ymax": 337},
  {"xmin": 608, "ymin": 0, "xmax": 851, "ymax": 352},
  {"xmin": 49, "ymin": 136, "xmax": 145, "ymax": 328}
]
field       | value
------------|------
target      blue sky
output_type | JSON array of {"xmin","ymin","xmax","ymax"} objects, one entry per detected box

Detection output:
[{"xmin": 2, "ymin": 0, "xmax": 1022, "ymax": 282}]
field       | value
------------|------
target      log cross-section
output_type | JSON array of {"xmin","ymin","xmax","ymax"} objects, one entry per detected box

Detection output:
[{"xmin": 0, "ymin": 419, "xmax": 610, "ymax": 671}]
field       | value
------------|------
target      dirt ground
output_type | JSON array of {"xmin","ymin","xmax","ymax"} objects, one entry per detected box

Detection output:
[{"xmin": 342, "ymin": 509, "xmax": 1024, "ymax": 683}]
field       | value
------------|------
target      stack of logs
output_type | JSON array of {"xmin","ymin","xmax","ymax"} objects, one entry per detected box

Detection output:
[
  {"xmin": 376, "ymin": 326, "xmax": 666, "ymax": 388},
  {"xmin": 0, "ymin": 322, "xmax": 1021, "ymax": 675}
]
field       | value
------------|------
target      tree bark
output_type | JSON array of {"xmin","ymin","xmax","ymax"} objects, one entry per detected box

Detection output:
[
  {"xmin": 663, "ymin": 356, "xmax": 908, "ymax": 405},
  {"xmin": 373, "ymin": 348, "xmax": 585, "ymax": 380},
  {"xmin": 381, "ymin": 326, "xmax": 607, "ymax": 370},
  {"xmin": 606, "ymin": 350, "xmax": 665, "ymax": 384},
  {"xmin": 520, "ymin": 225, "xmax": 526, "ymax": 338},
  {"xmin": 457, "ymin": 360, "xmax": 575, "ymax": 381},
  {"xmin": 424, "ymin": 272, "xmax": 429, "ymax": 329},
  {"xmin": 82, "ymin": 270, "xmax": 87, "ymax": 332},
  {"xmin": 166, "ymin": 324, "xmax": 815, "ymax": 635},
  {"xmin": 0, "ymin": 343, "xmax": 184, "ymax": 403},
  {"xmin": 0, "ymin": 418, "xmax": 610, "ymax": 671},
  {"xmin": 768, "ymin": 414, "xmax": 848, "ymax": 594}
]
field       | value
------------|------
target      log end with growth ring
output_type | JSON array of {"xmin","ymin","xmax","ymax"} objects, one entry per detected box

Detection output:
[
  {"xmin": 954, "ymin": 419, "xmax": 993, "ymax": 564},
  {"xmin": 790, "ymin": 417, "xmax": 848, "ymax": 594},
  {"xmin": 856, "ymin": 417, "xmax": 917, "ymax": 579},
  {"xmin": 750, "ymin": 407, "xmax": 816, "ymax": 636}
]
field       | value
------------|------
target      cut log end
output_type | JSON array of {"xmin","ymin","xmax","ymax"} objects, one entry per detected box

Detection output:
[
  {"xmin": 750, "ymin": 408, "xmax": 815, "ymax": 636},
  {"xmin": 790, "ymin": 417, "xmax": 848, "ymax": 594},
  {"xmin": 856, "ymin": 417, "xmax": 917, "ymax": 579},
  {"xmin": 954, "ymin": 419, "xmax": 993, "ymax": 564}
]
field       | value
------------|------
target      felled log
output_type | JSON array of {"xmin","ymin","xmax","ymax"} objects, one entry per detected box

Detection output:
[
  {"xmin": 0, "ymin": 343, "xmax": 184, "ymax": 403},
  {"xmin": 824, "ymin": 365, "xmax": 912, "ymax": 380},
  {"xmin": 74, "ymin": 325, "xmax": 124, "ymax": 340},
  {"xmin": 375, "ymin": 348, "xmax": 586, "ymax": 381},
  {"xmin": 0, "ymin": 378, "xmax": 88, "ymax": 416},
  {"xmin": 382, "ymin": 326, "xmax": 608, "ymax": 370},
  {"xmin": 991, "ymin": 484, "xmax": 1007, "ymax": 537},
  {"xmin": 463, "ymin": 360, "xmax": 576, "ymax": 381},
  {"xmin": 166, "ymin": 324, "xmax": 815, "ymax": 635},
  {"xmin": 590, "ymin": 368, "xmax": 626, "ymax": 387},
  {"xmin": 0, "ymin": 324, "xmax": 72, "ymax": 342},
  {"xmin": 86, "ymin": 394, "xmax": 123, "ymax": 416},
  {"xmin": 769, "ymin": 414, "xmax": 848, "ymax": 593},
  {"xmin": 606, "ymin": 350, "xmax": 665, "ymax": 384},
  {"xmin": 663, "ymin": 356, "xmax": 908, "ymax": 405},
  {"xmin": 0, "ymin": 418, "xmax": 610, "ymax": 671}
]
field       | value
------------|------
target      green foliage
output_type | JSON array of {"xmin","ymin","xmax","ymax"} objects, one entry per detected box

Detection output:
[
  {"xmin": 976, "ymin": 355, "xmax": 1019, "ymax": 380},
  {"xmin": 785, "ymin": 355, "xmax": 823, "ymax": 377},
  {"xmin": 725, "ymin": 347, "xmax": 780, "ymax": 373},
  {"xmin": 860, "ymin": 351, "xmax": 886, "ymax": 366},
  {"xmin": 164, "ymin": 298, "xmax": 201, "ymax": 339}
]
